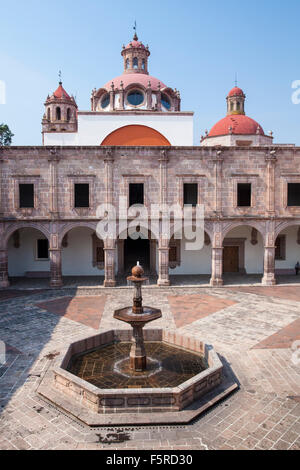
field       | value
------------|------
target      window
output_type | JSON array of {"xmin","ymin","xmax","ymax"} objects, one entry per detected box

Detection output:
[
  {"xmin": 133, "ymin": 57, "xmax": 138, "ymax": 69},
  {"xmin": 67, "ymin": 108, "xmax": 71, "ymax": 121},
  {"xmin": 288, "ymin": 183, "xmax": 300, "ymax": 206},
  {"xmin": 56, "ymin": 107, "xmax": 61, "ymax": 120},
  {"xmin": 184, "ymin": 183, "xmax": 198, "ymax": 206},
  {"xmin": 127, "ymin": 90, "xmax": 144, "ymax": 106},
  {"xmin": 142, "ymin": 59, "xmax": 145, "ymax": 70},
  {"xmin": 19, "ymin": 184, "xmax": 34, "ymax": 208},
  {"xmin": 275, "ymin": 235, "xmax": 286, "ymax": 260},
  {"xmin": 37, "ymin": 239, "xmax": 49, "ymax": 260},
  {"xmin": 129, "ymin": 183, "xmax": 144, "ymax": 206},
  {"xmin": 101, "ymin": 93, "xmax": 110, "ymax": 109},
  {"xmin": 47, "ymin": 108, "xmax": 50, "ymax": 120},
  {"xmin": 161, "ymin": 93, "xmax": 171, "ymax": 110},
  {"xmin": 237, "ymin": 183, "xmax": 251, "ymax": 207},
  {"xmin": 126, "ymin": 58, "xmax": 129, "ymax": 69},
  {"xmin": 237, "ymin": 101, "xmax": 240, "ymax": 110},
  {"xmin": 74, "ymin": 184, "xmax": 89, "ymax": 208}
]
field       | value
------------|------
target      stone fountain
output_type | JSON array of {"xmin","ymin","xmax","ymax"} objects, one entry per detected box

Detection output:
[
  {"xmin": 38, "ymin": 264, "xmax": 238, "ymax": 426},
  {"xmin": 114, "ymin": 263, "xmax": 161, "ymax": 371}
]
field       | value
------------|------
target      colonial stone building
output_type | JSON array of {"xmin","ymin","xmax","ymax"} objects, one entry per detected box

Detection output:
[{"xmin": 0, "ymin": 33, "xmax": 300, "ymax": 288}]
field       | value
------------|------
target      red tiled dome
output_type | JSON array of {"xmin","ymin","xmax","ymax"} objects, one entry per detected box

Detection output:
[
  {"xmin": 209, "ymin": 114, "xmax": 265, "ymax": 137},
  {"xmin": 53, "ymin": 83, "xmax": 72, "ymax": 100},
  {"xmin": 228, "ymin": 86, "xmax": 244, "ymax": 97},
  {"xmin": 125, "ymin": 40, "xmax": 146, "ymax": 50},
  {"xmin": 104, "ymin": 73, "xmax": 166, "ymax": 91}
]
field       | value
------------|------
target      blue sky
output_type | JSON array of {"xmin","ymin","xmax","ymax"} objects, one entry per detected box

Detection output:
[{"xmin": 0, "ymin": 0, "xmax": 299, "ymax": 145}]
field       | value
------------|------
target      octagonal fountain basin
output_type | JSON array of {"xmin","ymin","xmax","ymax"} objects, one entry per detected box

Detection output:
[{"xmin": 49, "ymin": 329, "xmax": 223, "ymax": 415}]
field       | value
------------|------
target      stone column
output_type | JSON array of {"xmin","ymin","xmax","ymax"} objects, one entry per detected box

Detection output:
[
  {"xmin": 104, "ymin": 150, "xmax": 114, "ymax": 206},
  {"xmin": 212, "ymin": 151, "xmax": 223, "ymax": 216},
  {"xmin": 210, "ymin": 247, "xmax": 224, "ymax": 286},
  {"xmin": 119, "ymin": 82, "xmax": 124, "ymax": 110},
  {"xmin": 48, "ymin": 151, "xmax": 60, "ymax": 218},
  {"xmin": 0, "ymin": 156, "xmax": 3, "ymax": 217},
  {"xmin": 158, "ymin": 149, "xmax": 168, "ymax": 205},
  {"xmin": 157, "ymin": 237, "xmax": 170, "ymax": 286},
  {"xmin": 262, "ymin": 246, "xmax": 276, "ymax": 285},
  {"xmin": 156, "ymin": 83, "xmax": 162, "ymax": 111},
  {"xmin": 103, "ymin": 238, "xmax": 116, "ymax": 287},
  {"xmin": 0, "ymin": 223, "xmax": 9, "ymax": 288},
  {"xmin": 109, "ymin": 83, "xmax": 115, "ymax": 111},
  {"xmin": 262, "ymin": 225, "xmax": 276, "ymax": 285},
  {"xmin": 49, "ymin": 230, "xmax": 63, "ymax": 288},
  {"xmin": 265, "ymin": 152, "xmax": 277, "ymax": 215},
  {"xmin": 146, "ymin": 81, "xmax": 152, "ymax": 110},
  {"xmin": 210, "ymin": 224, "xmax": 223, "ymax": 286}
]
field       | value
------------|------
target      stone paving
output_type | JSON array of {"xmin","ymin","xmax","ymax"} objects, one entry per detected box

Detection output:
[{"xmin": 0, "ymin": 284, "xmax": 299, "ymax": 450}]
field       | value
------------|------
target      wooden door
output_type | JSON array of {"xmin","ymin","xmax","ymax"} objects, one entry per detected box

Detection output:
[{"xmin": 223, "ymin": 246, "xmax": 239, "ymax": 273}]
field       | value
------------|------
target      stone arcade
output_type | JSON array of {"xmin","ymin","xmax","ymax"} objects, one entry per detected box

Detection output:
[{"xmin": 0, "ymin": 32, "xmax": 300, "ymax": 289}]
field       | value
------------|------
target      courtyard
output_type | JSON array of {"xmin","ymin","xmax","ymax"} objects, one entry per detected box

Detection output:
[{"xmin": 0, "ymin": 282, "xmax": 299, "ymax": 450}]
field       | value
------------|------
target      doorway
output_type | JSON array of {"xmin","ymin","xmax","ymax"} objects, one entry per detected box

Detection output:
[
  {"xmin": 223, "ymin": 246, "xmax": 239, "ymax": 273},
  {"xmin": 124, "ymin": 237, "xmax": 150, "ymax": 272}
]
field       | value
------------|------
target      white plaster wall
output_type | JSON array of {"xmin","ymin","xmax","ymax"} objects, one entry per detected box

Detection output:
[
  {"xmin": 8, "ymin": 228, "xmax": 50, "ymax": 276},
  {"xmin": 224, "ymin": 226, "xmax": 264, "ymax": 273},
  {"xmin": 275, "ymin": 226, "xmax": 300, "ymax": 270},
  {"xmin": 43, "ymin": 112, "xmax": 194, "ymax": 146},
  {"xmin": 171, "ymin": 236, "xmax": 212, "ymax": 275},
  {"xmin": 62, "ymin": 227, "xmax": 104, "ymax": 276}
]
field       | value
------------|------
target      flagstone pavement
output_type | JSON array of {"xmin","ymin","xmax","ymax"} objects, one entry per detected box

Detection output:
[{"xmin": 0, "ymin": 285, "xmax": 299, "ymax": 450}]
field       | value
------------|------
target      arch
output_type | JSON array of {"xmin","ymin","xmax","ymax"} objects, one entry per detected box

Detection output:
[
  {"xmin": 101, "ymin": 125, "xmax": 171, "ymax": 146},
  {"xmin": 275, "ymin": 220, "xmax": 300, "ymax": 239},
  {"xmin": 4, "ymin": 223, "xmax": 50, "ymax": 247},
  {"xmin": 126, "ymin": 58, "xmax": 129, "ymax": 69},
  {"xmin": 67, "ymin": 108, "xmax": 71, "ymax": 121},
  {"xmin": 133, "ymin": 57, "xmax": 138, "ymax": 69},
  {"xmin": 59, "ymin": 222, "xmax": 98, "ymax": 245},
  {"xmin": 221, "ymin": 221, "xmax": 265, "ymax": 243},
  {"xmin": 47, "ymin": 107, "xmax": 50, "ymax": 120},
  {"xmin": 169, "ymin": 223, "xmax": 212, "ymax": 245}
]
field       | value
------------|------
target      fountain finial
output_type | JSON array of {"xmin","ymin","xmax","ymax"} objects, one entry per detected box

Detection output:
[{"xmin": 131, "ymin": 262, "xmax": 144, "ymax": 279}]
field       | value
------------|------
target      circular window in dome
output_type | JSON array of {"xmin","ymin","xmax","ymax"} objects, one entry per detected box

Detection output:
[
  {"xmin": 127, "ymin": 90, "xmax": 144, "ymax": 106},
  {"xmin": 101, "ymin": 94, "xmax": 110, "ymax": 109},
  {"xmin": 161, "ymin": 93, "xmax": 171, "ymax": 110}
]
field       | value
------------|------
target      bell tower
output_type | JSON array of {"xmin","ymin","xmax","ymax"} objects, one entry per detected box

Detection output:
[{"xmin": 42, "ymin": 78, "xmax": 78, "ymax": 135}]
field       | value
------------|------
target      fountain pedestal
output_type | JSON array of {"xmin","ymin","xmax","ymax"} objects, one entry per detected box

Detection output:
[{"xmin": 114, "ymin": 263, "xmax": 162, "ymax": 372}]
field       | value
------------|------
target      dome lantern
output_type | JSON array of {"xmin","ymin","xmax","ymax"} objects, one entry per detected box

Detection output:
[
  {"xmin": 121, "ymin": 32, "xmax": 150, "ymax": 75},
  {"xmin": 226, "ymin": 86, "xmax": 246, "ymax": 116}
]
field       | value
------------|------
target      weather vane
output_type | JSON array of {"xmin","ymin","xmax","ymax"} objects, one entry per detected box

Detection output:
[
  {"xmin": 235, "ymin": 72, "xmax": 238, "ymax": 87},
  {"xmin": 59, "ymin": 70, "xmax": 62, "ymax": 84}
]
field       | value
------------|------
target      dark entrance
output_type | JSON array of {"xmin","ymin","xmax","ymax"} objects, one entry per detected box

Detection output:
[{"xmin": 124, "ymin": 237, "xmax": 150, "ymax": 272}]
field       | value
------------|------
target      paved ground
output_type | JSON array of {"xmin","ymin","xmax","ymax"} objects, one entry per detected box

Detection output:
[{"xmin": 0, "ymin": 283, "xmax": 299, "ymax": 450}]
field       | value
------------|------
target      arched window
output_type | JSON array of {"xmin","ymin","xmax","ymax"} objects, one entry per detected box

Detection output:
[
  {"xmin": 142, "ymin": 59, "xmax": 145, "ymax": 70},
  {"xmin": 126, "ymin": 58, "xmax": 129, "ymax": 69},
  {"xmin": 230, "ymin": 102, "xmax": 234, "ymax": 111},
  {"xmin": 133, "ymin": 57, "xmax": 138, "ymax": 69},
  {"xmin": 67, "ymin": 108, "xmax": 71, "ymax": 121},
  {"xmin": 236, "ymin": 101, "xmax": 240, "ymax": 110},
  {"xmin": 56, "ymin": 107, "xmax": 61, "ymax": 120},
  {"xmin": 47, "ymin": 108, "xmax": 50, "ymax": 120}
]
